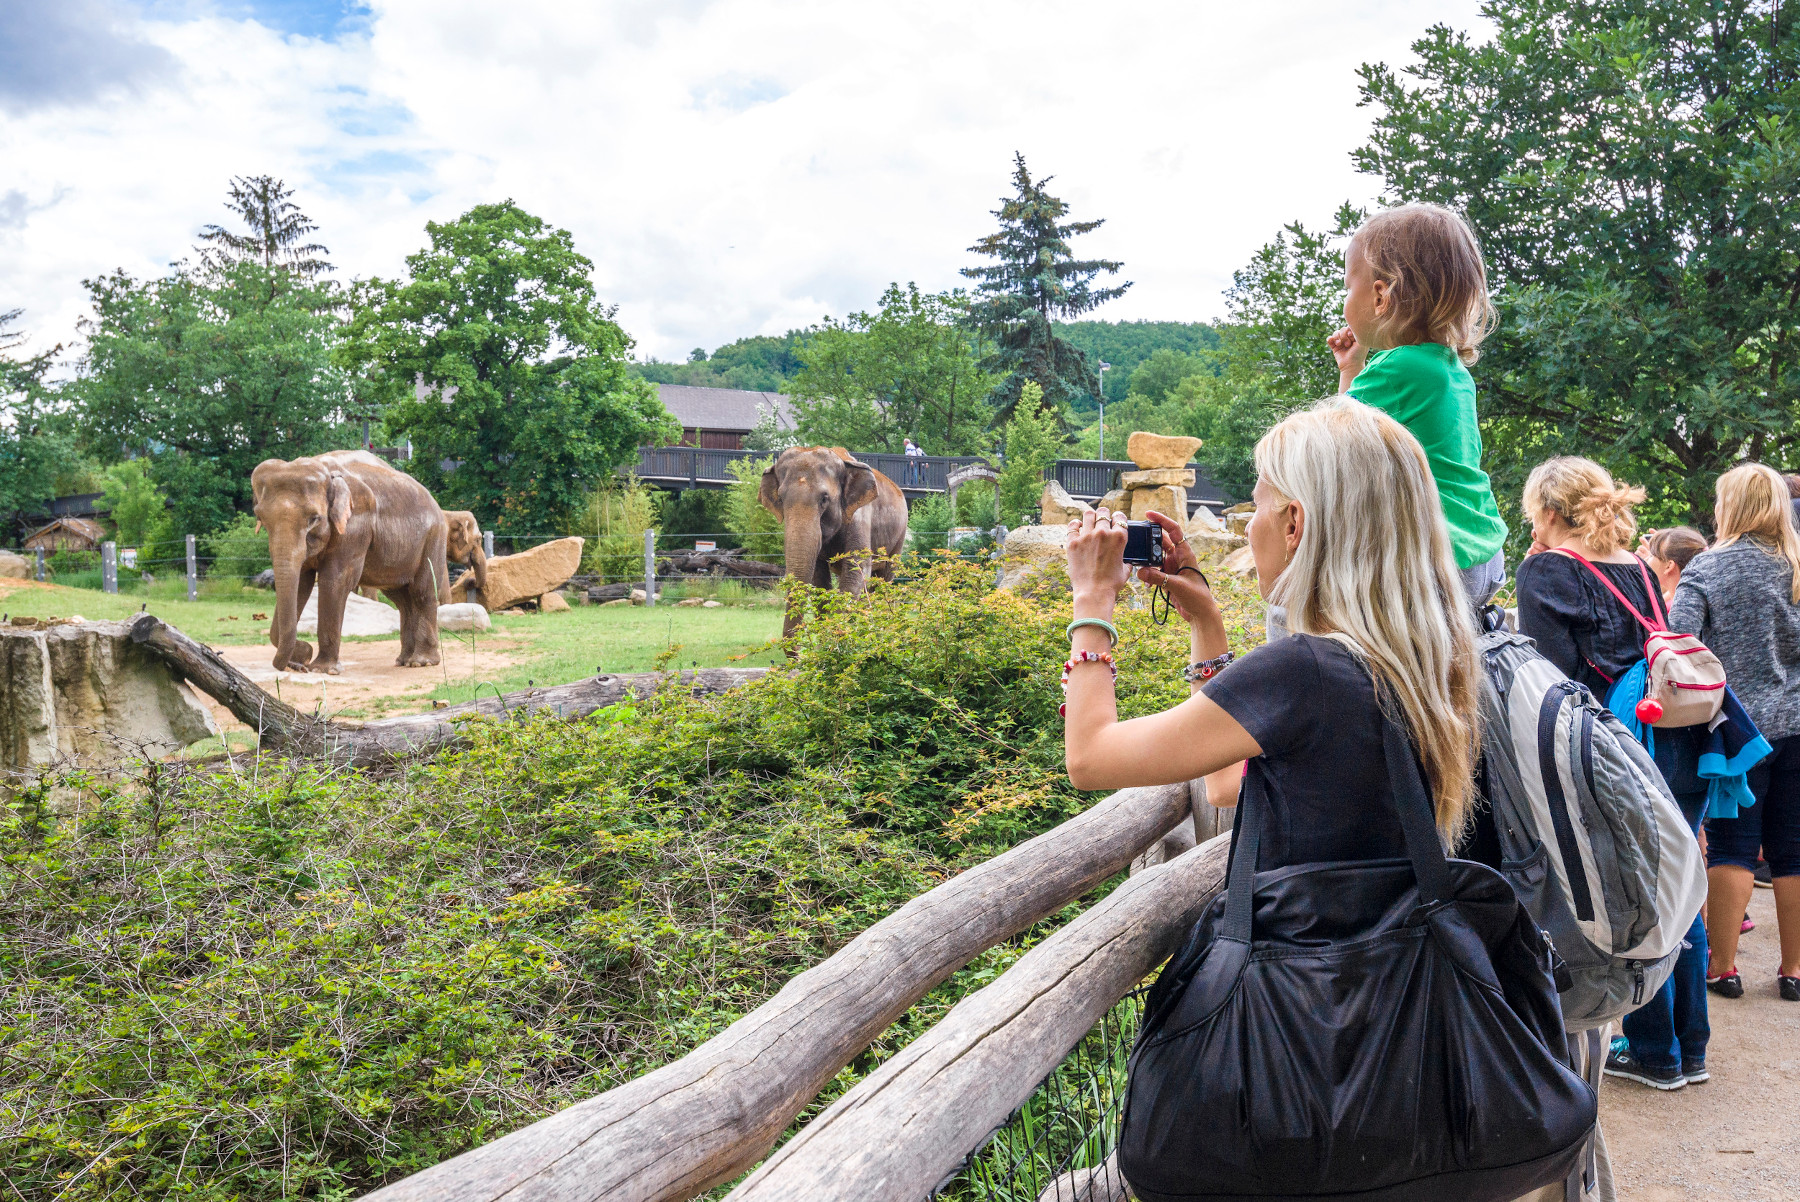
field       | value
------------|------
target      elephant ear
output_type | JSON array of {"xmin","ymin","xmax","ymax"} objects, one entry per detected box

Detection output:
[
  {"xmin": 758, "ymin": 464, "xmax": 783, "ymax": 516},
  {"xmin": 841, "ymin": 460, "xmax": 879, "ymax": 518},
  {"xmin": 327, "ymin": 472, "xmax": 353, "ymax": 535}
]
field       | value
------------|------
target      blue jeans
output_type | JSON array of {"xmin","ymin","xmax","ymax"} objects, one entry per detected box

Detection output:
[{"xmin": 1620, "ymin": 789, "xmax": 1709, "ymax": 1070}]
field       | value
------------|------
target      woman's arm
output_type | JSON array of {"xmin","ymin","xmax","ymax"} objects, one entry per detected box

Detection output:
[
  {"xmin": 1515, "ymin": 556, "xmax": 1585, "ymax": 681},
  {"xmin": 1667, "ymin": 574, "xmax": 1708, "ymax": 641},
  {"xmin": 1063, "ymin": 509, "xmax": 1261, "ymax": 792}
]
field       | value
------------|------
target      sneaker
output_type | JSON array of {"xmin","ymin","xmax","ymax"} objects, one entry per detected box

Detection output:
[
  {"xmin": 1755, "ymin": 859, "xmax": 1774, "ymax": 888},
  {"xmin": 1781, "ymin": 975, "xmax": 1800, "ymax": 1002},
  {"xmin": 1707, "ymin": 968, "xmax": 1745, "ymax": 998},
  {"xmin": 1604, "ymin": 1045, "xmax": 1686, "ymax": 1090},
  {"xmin": 1742, "ymin": 913, "xmax": 1757, "ymax": 934},
  {"xmin": 1682, "ymin": 1058, "xmax": 1710, "ymax": 1083}
]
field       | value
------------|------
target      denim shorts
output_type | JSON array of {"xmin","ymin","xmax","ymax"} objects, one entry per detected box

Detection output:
[{"xmin": 1707, "ymin": 733, "xmax": 1800, "ymax": 878}]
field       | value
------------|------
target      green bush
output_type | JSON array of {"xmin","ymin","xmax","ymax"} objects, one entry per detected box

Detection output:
[
  {"xmin": 996, "ymin": 382, "xmax": 1065, "ymax": 526},
  {"xmin": 0, "ymin": 560, "xmax": 1267, "ymax": 1198},
  {"xmin": 203, "ymin": 513, "xmax": 272, "ymax": 583},
  {"xmin": 723, "ymin": 455, "xmax": 783, "ymax": 557},
  {"xmin": 907, "ymin": 493, "xmax": 953, "ymax": 553},
  {"xmin": 580, "ymin": 474, "xmax": 659, "ymax": 584}
]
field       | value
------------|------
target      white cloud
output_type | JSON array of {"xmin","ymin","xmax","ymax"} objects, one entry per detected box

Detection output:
[{"xmin": 0, "ymin": 0, "xmax": 1488, "ymax": 363}]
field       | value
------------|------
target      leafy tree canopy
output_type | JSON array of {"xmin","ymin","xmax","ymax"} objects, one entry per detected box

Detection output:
[
  {"xmin": 786, "ymin": 283, "xmax": 999, "ymax": 455},
  {"xmin": 963, "ymin": 154, "xmax": 1129, "ymax": 421},
  {"xmin": 0, "ymin": 310, "xmax": 76, "ymax": 530},
  {"xmin": 342, "ymin": 201, "xmax": 678, "ymax": 533},
  {"xmin": 1051, "ymin": 320, "xmax": 1220, "ymax": 407},
  {"xmin": 1356, "ymin": 0, "xmax": 1800, "ymax": 521},
  {"xmin": 197, "ymin": 175, "xmax": 332, "ymax": 280},
  {"xmin": 997, "ymin": 381, "xmax": 1067, "ymax": 525},
  {"xmin": 632, "ymin": 331, "xmax": 809, "ymax": 393}
]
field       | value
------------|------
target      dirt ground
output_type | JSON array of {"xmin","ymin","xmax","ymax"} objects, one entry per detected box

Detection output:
[
  {"xmin": 1604, "ymin": 885, "xmax": 1799, "ymax": 1199},
  {"xmin": 208, "ymin": 636, "xmax": 526, "ymax": 729}
]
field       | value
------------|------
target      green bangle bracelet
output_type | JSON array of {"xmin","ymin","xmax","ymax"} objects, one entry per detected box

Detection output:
[{"xmin": 1066, "ymin": 617, "xmax": 1119, "ymax": 647}]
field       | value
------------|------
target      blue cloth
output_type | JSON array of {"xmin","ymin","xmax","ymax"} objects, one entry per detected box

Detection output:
[{"xmin": 1606, "ymin": 667, "xmax": 1769, "ymax": 821}]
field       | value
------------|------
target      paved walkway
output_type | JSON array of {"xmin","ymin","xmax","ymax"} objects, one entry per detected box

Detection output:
[{"xmin": 1604, "ymin": 886, "xmax": 1798, "ymax": 1199}]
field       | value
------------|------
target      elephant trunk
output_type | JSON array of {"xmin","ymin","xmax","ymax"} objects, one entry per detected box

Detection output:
[
  {"xmin": 780, "ymin": 512, "xmax": 823, "ymax": 638},
  {"xmin": 269, "ymin": 545, "xmax": 310, "ymax": 667},
  {"xmin": 468, "ymin": 541, "xmax": 488, "ymax": 594}
]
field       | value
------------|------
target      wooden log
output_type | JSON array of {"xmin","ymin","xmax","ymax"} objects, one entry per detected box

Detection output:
[
  {"xmin": 124, "ymin": 613, "xmax": 766, "ymax": 766},
  {"xmin": 726, "ymin": 834, "xmax": 1231, "ymax": 1202},
  {"xmin": 361, "ymin": 783, "xmax": 1193, "ymax": 1202},
  {"xmin": 1038, "ymin": 1153, "xmax": 1129, "ymax": 1202}
]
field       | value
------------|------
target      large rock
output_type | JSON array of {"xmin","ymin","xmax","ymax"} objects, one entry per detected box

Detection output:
[
  {"xmin": 538, "ymin": 590, "xmax": 570, "ymax": 613},
  {"xmin": 1039, "ymin": 479, "xmax": 1092, "ymax": 525},
  {"xmin": 449, "ymin": 536, "xmax": 584, "ymax": 612},
  {"xmin": 0, "ymin": 620, "xmax": 216, "ymax": 772},
  {"xmin": 298, "ymin": 591, "xmax": 404, "ymax": 637},
  {"xmin": 997, "ymin": 524, "xmax": 1073, "ymax": 591},
  {"xmin": 437, "ymin": 602, "xmax": 492, "ymax": 632},
  {"xmin": 1098, "ymin": 488, "xmax": 1128, "ymax": 513},
  {"xmin": 1127, "ymin": 432, "xmax": 1203, "ymax": 469},
  {"xmin": 1130, "ymin": 484, "xmax": 1190, "ymax": 522},
  {"xmin": 1186, "ymin": 506, "xmax": 1226, "ymax": 533},
  {"xmin": 1121, "ymin": 467, "xmax": 1196, "ymax": 489},
  {"xmin": 0, "ymin": 550, "xmax": 30, "ymax": 579}
]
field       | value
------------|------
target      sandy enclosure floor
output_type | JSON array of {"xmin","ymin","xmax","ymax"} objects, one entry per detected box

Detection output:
[
  {"xmin": 1603, "ymin": 885, "xmax": 1799, "ymax": 1199},
  {"xmin": 210, "ymin": 636, "xmax": 526, "ymax": 728}
]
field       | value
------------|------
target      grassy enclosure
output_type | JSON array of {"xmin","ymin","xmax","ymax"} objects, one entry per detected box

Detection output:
[{"xmin": 0, "ymin": 559, "xmax": 1265, "ymax": 1200}]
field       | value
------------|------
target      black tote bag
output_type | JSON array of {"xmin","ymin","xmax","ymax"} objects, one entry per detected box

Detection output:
[{"xmin": 1118, "ymin": 704, "xmax": 1596, "ymax": 1202}]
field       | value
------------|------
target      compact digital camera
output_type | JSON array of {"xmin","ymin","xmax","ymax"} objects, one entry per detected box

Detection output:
[{"xmin": 1120, "ymin": 520, "xmax": 1164, "ymax": 567}]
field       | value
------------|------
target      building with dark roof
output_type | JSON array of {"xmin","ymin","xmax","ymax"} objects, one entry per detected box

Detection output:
[{"xmin": 656, "ymin": 384, "xmax": 794, "ymax": 450}]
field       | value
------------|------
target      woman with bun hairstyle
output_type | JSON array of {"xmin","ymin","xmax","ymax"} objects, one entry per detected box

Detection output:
[
  {"xmin": 1515, "ymin": 456, "xmax": 1712, "ymax": 1090},
  {"xmin": 1669, "ymin": 464, "xmax": 1800, "ymax": 1002}
]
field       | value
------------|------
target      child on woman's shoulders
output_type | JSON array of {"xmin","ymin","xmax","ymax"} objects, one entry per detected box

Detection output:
[{"xmin": 1327, "ymin": 203, "xmax": 1510, "ymax": 608}]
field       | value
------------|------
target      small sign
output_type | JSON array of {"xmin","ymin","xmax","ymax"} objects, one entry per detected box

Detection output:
[
  {"xmin": 695, "ymin": 540, "xmax": 717, "ymax": 552},
  {"xmin": 120, "ymin": 548, "xmax": 139, "ymax": 568}
]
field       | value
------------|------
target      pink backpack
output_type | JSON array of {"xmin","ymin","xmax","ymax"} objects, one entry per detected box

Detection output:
[{"xmin": 1554, "ymin": 548, "xmax": 1725, "ymax": 728}]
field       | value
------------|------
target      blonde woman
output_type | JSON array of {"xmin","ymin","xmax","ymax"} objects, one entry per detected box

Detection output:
[{"xmin": 1670, "ymin": 464, "xmax": 1800, "ymax": 1002}]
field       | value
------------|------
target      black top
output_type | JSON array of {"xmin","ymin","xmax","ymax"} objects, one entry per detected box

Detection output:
[
  {"xmin": 1203, "ymin": 635, "xmax": 1408, "ymax": 871},
  {"xmin": 1514, "ymin": 551, "xmax": 1662, "ymax": 696}
]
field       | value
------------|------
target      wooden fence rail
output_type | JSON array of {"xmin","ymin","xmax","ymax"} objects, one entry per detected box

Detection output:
[{"xmin": 362, "ymin": 783, "xmax": 1195, "ymax": 1202}]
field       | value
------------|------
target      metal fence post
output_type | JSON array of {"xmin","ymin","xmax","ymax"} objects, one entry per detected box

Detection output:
[
  {"xmin": 643, "ymin": 528, "xmax": 657, "ymax": 606},
  {"xmin": 101, "ymin": 541, "xmax": 118, "ymax": 593},
  {"xmin": 483, "ymin": 530, "xmax": 495, "ymax": 560},
  {"xmin": 34, "ymin": 547, "xmax": 45, "ymax": 581},
  {"xmin": 186, "ymin": 534, "xmax": 198, "ymax": 601}
]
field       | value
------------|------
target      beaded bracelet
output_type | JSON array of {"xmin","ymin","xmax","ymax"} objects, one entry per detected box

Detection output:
[
  {"xmin": 1059, "ymin": 649, "xmax": 1117, "ymax": 717},
  {"xmin": 1182, "ymin": 651, "xmax": 1235, "ymax": 683}
]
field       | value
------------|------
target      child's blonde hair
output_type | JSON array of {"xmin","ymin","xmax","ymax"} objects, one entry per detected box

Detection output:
[
  {"xmin": 1350, "ymin": 203, "xmax": 1498, "ymax": 365},
  {"xmin": 1713, "ymin": 463, "xmax": 1800, "ymax": 604},
  {"xmin": 1522, "ymin": 456, "xmax": 1645, "ymax": 556}
]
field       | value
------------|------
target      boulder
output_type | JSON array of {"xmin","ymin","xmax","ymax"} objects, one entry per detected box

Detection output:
[
  {"xmin": 630, "ymin": 588, "xmax": 648, "ymax": 605},
  {"xmin": 587, "ymin": 582, "xmax": 633, "ymax": 603},
  {"xmin": 0, "ymin": 550, "xmax": 30, "ymax": 579},
  {"xmin": 539, "ymin": 590, "xmax": 570, "ymax": 613},
  {"xmin": 0, "ymin": 620, "xmax": 216, "ymax": 772},
  {"xmin": 997, "ymin": 524, "xmax": 1071, "ymax": 591},
  {"xmin": 1039, "ymin": 480, "xmax": 1091, "ymax": 525},
  {"xmin": 1223, "ymin": 501, "xmax": 1255, "ymax": 515},
  {"xmin": 676, "ymin": 597, "xmax": 706, "ymax": 607},
  {"xmin": 437, "ymin": 602, "xmax": 492, "ymax": 632},
  {"xmin": 1121, "ymin": 467, "xmax": 1196, "ymax": 489},
  {"xmin": 1226, "ymin": 510, "xmax": 1253, "ymax": 537},
  {"xmin": 298, "ymin": 591, "xmax": 404, "ymax": 638},
  {"xmin": 1127, "ymin": 432, "xmax": 1203, "ymax": 469},
  {"xmin": 1185, "ymin": 506, "xmax": 1226, "ymax": 534},
  {"xmin": 702, "ymin": 600, "xmax": 723, "ymax": 608},
  {"xmin": 449, "ymin": 536, "xmax": 584, "ymax": 611},
  {"xmin": 602, "ymin": 598, "xmax": 631, "ymax": 607},
  {"xmin": 1222, "ymin": 544, "xmax": 1257, "ymax": 576},
  {"xmin": 1187, "ymin": 530, "xmax": 1247, "ymax": 558},
  {"xmin": 1098, "ymin": 489, "xmax": 1128, "ymax": 513},
  {"xmin": 250, "ymin": 568, "xmax": 276, "ymax": 589},
  {"xmin": 1129, "ymin": 484, "xmax": 1190, "ymax": 522}
]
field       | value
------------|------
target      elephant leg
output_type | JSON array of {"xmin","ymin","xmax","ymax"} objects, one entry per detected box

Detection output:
[
  {"xmin": 384, "ymin": 588, "xmax": 416, "ymax": 663},
  {"xmin": 309, "ymin": 561, "xmax": 358, "ymax": 676},
  {"xmin": 397, "ymin": 562, "xmax": 442, "ymax": 667},
  {"xmin": 834, "ymin": 547, "xmax": 870, "ymax": 595}
]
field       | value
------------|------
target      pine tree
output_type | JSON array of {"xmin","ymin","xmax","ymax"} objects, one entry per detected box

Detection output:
[
  {"xmin": 197, "ymin": 175, "xmax": 331, "ymax": 279},
  {"xmin": 962, "ymin": 154, "xmax": 1129, "ymax": 422}
]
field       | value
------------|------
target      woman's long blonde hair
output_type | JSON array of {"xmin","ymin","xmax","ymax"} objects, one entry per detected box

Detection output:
[
  {"xmin": 1257, "ymin": 398, "xmax": 1481, "ymax": 842},
  {"xmin": 1713, "ymin": 463, "xmax": 1800, "ymax": 604},
  {"xmin": 1522, "ymin": 456, "xmax": 1645, "ymax": 556}
]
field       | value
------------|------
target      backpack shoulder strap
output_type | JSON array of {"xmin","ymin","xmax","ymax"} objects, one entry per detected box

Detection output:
[{"xmin": 1550, "ymin": 547, "xmax": 1664, "ymax": 634}]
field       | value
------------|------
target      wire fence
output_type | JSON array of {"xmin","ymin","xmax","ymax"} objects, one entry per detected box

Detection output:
[{"xmin": 929, "ymin": 985, "xmax": 1148, "ymax": 1202}]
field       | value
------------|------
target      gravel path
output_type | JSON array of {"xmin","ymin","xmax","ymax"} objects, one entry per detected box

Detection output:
[{"xmin": 1604, "ymin": 886, "xmax": 1798, "ymax": 1199}]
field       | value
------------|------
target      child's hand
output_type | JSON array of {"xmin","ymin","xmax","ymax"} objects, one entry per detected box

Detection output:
[{"xmin": 1327, "ymin": 325, "xmax": 1366, "ymax": 385}]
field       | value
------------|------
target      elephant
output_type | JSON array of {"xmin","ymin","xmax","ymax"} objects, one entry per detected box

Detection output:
[
  {"xmin": 252, "ymin": 449, "xmax": 449, "ymax": 674},
  {"xmin": 443, "ymin": 510, "xmax": 487, "ymax": 596},
  {"xmin": 759, "ymin": 446, "xmax": 908, "ymax": 636}
]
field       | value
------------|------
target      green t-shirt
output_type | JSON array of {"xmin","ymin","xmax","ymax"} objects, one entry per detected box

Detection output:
[{"xmin": 1348, "ymin": 343, "xmax": 1508, "ymax": 570}]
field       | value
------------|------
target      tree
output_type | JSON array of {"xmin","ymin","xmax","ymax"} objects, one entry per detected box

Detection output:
[
  {"xmin": 1355, "ymin": 1, "xmax": 1800, "ymax": 521},
  {"xmin": 786, "ymin": 284, "xmax": 999, "ymax": 454},
  {"xmin": 962, "ymin": 154, "xmax": 1129, "ymax": 420},
  {"xmin": 996, "ymin": 382, "xmax": 1066, "ymax": 525},
  {"xmin": 632, "ymin": 332, "xmax": 810, "ymax": 392},
  {"xmin": 77, "ymin": 261, "xmax": 349, "ymax": 535},
  {"xmin": 98, "ymin": 458, "xmax": 170, "ymax": 548},
  {"xmin": 0, "ymin": 311, "xmax": 75, "ymax": 529},
  {"xmin": 342, "ymin": 201, "xmax": 677, "ymax": 532},
  {"xmin": 197, "ymin": 175, "xmax": 332, "ymax": 279},
  {"xmin": 1052, "ymin": 320, "xmax": 1221, "ymax": 407}
]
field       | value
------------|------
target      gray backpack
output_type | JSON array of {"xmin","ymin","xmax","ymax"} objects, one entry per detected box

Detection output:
[{"xmin": 1476, "ymin": 630, "xmax": 1708, "ymax": 1032}]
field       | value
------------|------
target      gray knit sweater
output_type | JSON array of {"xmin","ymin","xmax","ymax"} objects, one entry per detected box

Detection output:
[{"xmin": 1668, "ymin": 539, "xmax": 1800, "ymax": 742}]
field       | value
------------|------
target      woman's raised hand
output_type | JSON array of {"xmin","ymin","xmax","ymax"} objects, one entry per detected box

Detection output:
[
  {"xmin": 1067, "ymin": 506, "xmax": 1131, "ymax": 607},
  {"xmin": 1137, "ymin": 510, "xmax": 1220, "ymax": 626}
]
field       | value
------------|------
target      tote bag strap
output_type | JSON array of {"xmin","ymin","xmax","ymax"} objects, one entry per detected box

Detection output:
[{"xmin": 1222, "ymin": 692, "xmax": 1453, "ymax": 945}]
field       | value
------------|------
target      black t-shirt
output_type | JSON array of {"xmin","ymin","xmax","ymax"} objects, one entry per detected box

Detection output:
[
  {"xmin": 1514, "ymin": 551, "xmax": 1663, "ymax": 696},
  {"xmin": 1202, "ymin": 634, "xmax": 1408, "ymax": 871}
]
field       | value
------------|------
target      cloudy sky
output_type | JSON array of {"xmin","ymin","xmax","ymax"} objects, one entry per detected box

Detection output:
[{"xmin": 1, "ymin": 0, "xmax": 1487, "ymax": 364}]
